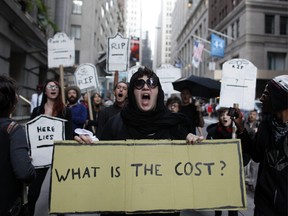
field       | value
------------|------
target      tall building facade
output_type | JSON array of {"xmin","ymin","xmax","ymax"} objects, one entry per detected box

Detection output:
[
  {"xmin": 171, "ymin": 0, "xmax": 208, "ymax": 78},
  {"xmin": 124, "ymin": 0, "xmax": 153, "ymax": 68},
  {"xmin": 0, "ymin": 0, "xmax": 54, "ymax": 117},
  {"xmin": 124, "ymin": 0, "xmax": 141, "ymax": 38},
  {"xmin": 171, "ymin": 0, "xmax": 288, "ymax": 98},
  {"xmin": 0, "ymin": 0, "xmax": 125, "ymax": 117},
  {"xmin": 208, "ymin": 0, "xmax": 288, "ymax": 97},
  {"xmin": 155, "ymin": 0, "xmax": 177, "ymax": 69},
  {"xmin": 65, "ymin": 0, "xmax": 125, "ymax": 72}
]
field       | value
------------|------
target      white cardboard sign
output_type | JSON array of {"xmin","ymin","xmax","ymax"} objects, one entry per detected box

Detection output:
[
  {"xmin": 220, "ymin": 59, "xmax": 257, "ymax": 110},
  {"xmin": 74, "ymin": 63, "xmax": 99, "ymax": 92},
  {"xmin": 107, "ymin": 33, "xmax": 129, "ymax": 73},
  {"xmin": 25, "ymin": 115, "xmax": 66, "ymax": 168},
  {"xmin": 48, "ymin": 32, "xmax": 75, "ymax": 68}
]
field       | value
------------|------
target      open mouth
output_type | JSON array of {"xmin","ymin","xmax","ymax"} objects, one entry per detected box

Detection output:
[
  {"xmin": 118, "ymin": 93, "xmax": 123, "ymax": 98},
  {"xmin": 142, "ymin": 93, "xmax": 150, "ymax": 100}
]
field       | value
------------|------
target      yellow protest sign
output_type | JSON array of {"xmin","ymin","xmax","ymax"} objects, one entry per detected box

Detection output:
[{"xmin": 50, "ymin": 139, "xmax": 246, "ymax": 214}]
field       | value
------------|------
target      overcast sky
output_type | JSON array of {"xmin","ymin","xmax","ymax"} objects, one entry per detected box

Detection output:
[{"xmin": 141, "ymin": 0, "xmax": 161, "ymax": 54}]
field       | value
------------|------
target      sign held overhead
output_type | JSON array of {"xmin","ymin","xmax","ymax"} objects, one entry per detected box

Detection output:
[
  {"xmin": 48, "ymin": 32, "xmax": 75, "ymax": 68},
  {"xmin": 74, "ymin": 63, "xmax": 99, "ymax": 92},
  {"xmin": 107, "ymin": 33, "xmax": 129, "ymax": 73},
  {"xmin": 220, "ymin": 59, "xmax": 257, "ymax": 110}
]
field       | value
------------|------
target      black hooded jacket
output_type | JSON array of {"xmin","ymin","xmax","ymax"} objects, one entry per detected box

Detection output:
[
  {"xmin": 238, "ymin": 115, "xmax": 288, "ymax": 216},
  {"xmin": 100, "ymin": 68, "xmax": 190, "ymax": 141}
]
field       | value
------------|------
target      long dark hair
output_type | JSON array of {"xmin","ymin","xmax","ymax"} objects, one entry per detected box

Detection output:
[
  {"xmin": 0, "ymin": 75, "xmax": 18, "ymax": 118},
  {"xmin": 39, "ymin": 80, "xmax": 65, "ymax": 117}
]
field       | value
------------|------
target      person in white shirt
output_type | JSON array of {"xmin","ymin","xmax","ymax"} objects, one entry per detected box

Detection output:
[{"xmin": 30, "ymin": 84, "xmax": 43, "ymax": 113}]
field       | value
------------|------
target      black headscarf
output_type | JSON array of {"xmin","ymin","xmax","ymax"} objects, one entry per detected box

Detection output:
[{"xmin": 121, "ymin": 67, "xmax": 189, "ymax": 138}]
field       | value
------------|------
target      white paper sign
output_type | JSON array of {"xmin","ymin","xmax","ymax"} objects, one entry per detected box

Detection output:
[
  {"xmin": 107, "ymin": 33, "xmax": 129, "ymax": 73},
  {"xmin": 74, "ymin": 63, "xmax": 99, "ymax": 92},
  {"xmin": 127, "ymin": 65, "xmax": 142, "ymax": 81},
  {"xmin": 48, "ymin": 32, "xmax": 75, "ymax": 68},
  {"xmin": 220, "ymin": 59, "xmax": 257, "ymax": 110},
  {"xmin": 26, "ymin": 115, "xmax": 66, "ymax": 168}
]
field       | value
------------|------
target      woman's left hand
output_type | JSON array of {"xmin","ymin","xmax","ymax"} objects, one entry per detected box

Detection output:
[
  {"xmin": 186, "ymin": 133, "xmax": 204, "ymax": 144},
  {"xmin": 74, "ymin": 134, "xmax": 93, "ymax": 144}
]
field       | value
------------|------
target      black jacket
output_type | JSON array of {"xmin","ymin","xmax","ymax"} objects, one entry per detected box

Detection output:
[
  {"xmin": 101, "ymin": 112, "xmax": 189, "ymax": 141},
  {"xmin": 238, "ymin": 115, "xmax": 288, "ymax": 216},
  {"xmin": 0, "ymin": 118, "xmax": 36, "ymax": 215}
]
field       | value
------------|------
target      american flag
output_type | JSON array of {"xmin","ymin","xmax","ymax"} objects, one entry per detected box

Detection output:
[{"xmin": 192, "ymin": 40, "xmax": 204, "ymax": 68}]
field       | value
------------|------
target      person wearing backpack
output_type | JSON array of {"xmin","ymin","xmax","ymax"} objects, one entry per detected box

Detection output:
[{"xmin": 0, "ymin": 75, "xmax": 36, "ymax": 216}]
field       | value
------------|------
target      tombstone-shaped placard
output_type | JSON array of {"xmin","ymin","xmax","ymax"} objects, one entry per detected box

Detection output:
[
  {"xmin": 220, "ymin": 59, "xmax": 257, "ymax": 110},
  {"xmin": 107, "ymin": 33, "xmax": 129, "ymax": 73},
  {"xmin": 48, "ymin": 32, "xmax": 75, "ymax": 68},
  {"xmin": 127, "ymin": 65, "xmax": 142, "ymax": 82},
  {"xmin": 26, "ymin": 115, "xmax": 67, "ymax": 168},
  {"xmin": 74, "ymin": 63, "xmax": 99, "ymax": 92}
]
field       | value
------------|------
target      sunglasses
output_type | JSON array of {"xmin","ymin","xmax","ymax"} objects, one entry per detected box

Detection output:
[
  {"xmin": 46, "ymin": 84, "xmax": 59, "ymax": 89},
  {"xmin": 134, "ymin": 78, "xmax": 158, "ymax": 90}
]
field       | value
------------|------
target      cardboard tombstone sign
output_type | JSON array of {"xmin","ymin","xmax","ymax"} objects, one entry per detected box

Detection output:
[{"xmin": 26, "ymin": 115, "xmax": 66, "ymax": 168}]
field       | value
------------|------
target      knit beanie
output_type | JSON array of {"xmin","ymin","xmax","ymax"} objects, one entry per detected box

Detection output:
[{"xmin": 267, "ymin": 75, "xmax": 288, "ymax": 112}]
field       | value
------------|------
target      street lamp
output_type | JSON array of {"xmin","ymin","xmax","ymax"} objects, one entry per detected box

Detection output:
[{"xmin": 188, "ymin": 0, "xmax": 192, "ymax": 8}]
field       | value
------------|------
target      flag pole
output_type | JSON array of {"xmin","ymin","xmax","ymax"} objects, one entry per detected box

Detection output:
[
  {"xmin": 208, "ymin": 28, "xmax": 236, "ymax": 41},
  {"xmin": 191, "ymin": 34, "xmax": 211, "ymax": 44}
]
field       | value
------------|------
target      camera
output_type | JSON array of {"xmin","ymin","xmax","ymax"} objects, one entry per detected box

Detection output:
[{"xmin": 227, "ymin": 107, "xmax": 239, "ymax": 118}]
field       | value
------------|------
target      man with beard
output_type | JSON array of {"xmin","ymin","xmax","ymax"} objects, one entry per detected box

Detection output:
[
  {"xmin": 65, "ymin": 85, "xmax": 87, "ymax": 133},
  {"xmin": 96, "ymin": 81, "xmax": 128, "ymax": 138}
]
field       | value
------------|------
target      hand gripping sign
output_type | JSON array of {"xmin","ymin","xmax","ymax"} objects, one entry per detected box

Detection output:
[{"xmin": 26, "ymin": 115, "xmax": 66, "ymax": 168}]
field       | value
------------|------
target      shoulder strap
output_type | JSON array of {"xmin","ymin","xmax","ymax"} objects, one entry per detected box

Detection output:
[{"xmin": 7, "ymin": 121, "xmax": 18, "ymax": 134}]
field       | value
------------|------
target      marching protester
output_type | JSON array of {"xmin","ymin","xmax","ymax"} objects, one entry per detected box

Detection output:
[
  {"xmin": 0, "ymin": 75, "xmax": 36, "ymax": 216},
  {"xmin": 80, "ymin": 92, "xmax": 89, "ymax": 109},
  {"xmin": 28, "ymin": 80, "xmax": 73, "ymax": 216},
  {"xmin": 206, "ymin": 107, "xmax": 241, "ymax": 216},
  {"xmin": 179, "ymin": 88, "xmax": 204, "ymax": 136},
  {"xmin": 75, "ymin": 67, "xmax": 204, "ymax": 216},
  {"xmin": 243, "ymin": 109, "xmax": 260, "ymax": 192},
  {"xmin": 30, "ymin": 84, "xmax": 43, "ymax": 113},
  {"xmin": 166, "ymin": 95, "xmax": 181, "ymax": 113},
  {"xmin": 233, "ymin": 75, "xmax": 288, "ymax": 216},
  {"xmin": 85, "ymin": 92, "xmax": 104, "ymax": 134},
  {"xmin": 65, "ymin": 85, "xmax": 87, "ymax": 132},
  {"xmin": 96, "ymin": 81, "xmax": 128, "ymax": 138}
]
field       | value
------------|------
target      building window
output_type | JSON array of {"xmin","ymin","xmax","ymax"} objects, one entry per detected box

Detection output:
[
  {"xmin": 231, "ymin": 23, "xmax": 234, "ymax": 38},
  {"xmin": 236, "ymin": 19, "xmax": 240, "ymax": 38},
  {"xmin": 280, "ymin": 16, "xmax": 288, "ymax": 35},
  {"xmin": 71, "ymin": 25, "xmax": 81, "ymax": 39},
  {"xmin": 267, "ymin": 52, "xmax": 286, "ymax": 70},
  {"xmin": 265, "ymin": 15, "xmax": 274, "ymax": 34},
  {"xmin": 72, "ymin": 0, "xmax": 83, "ymax": 14},
  {"xmin": 75, "ymin": 50, "xmax": 80, "ymax": 65}
]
